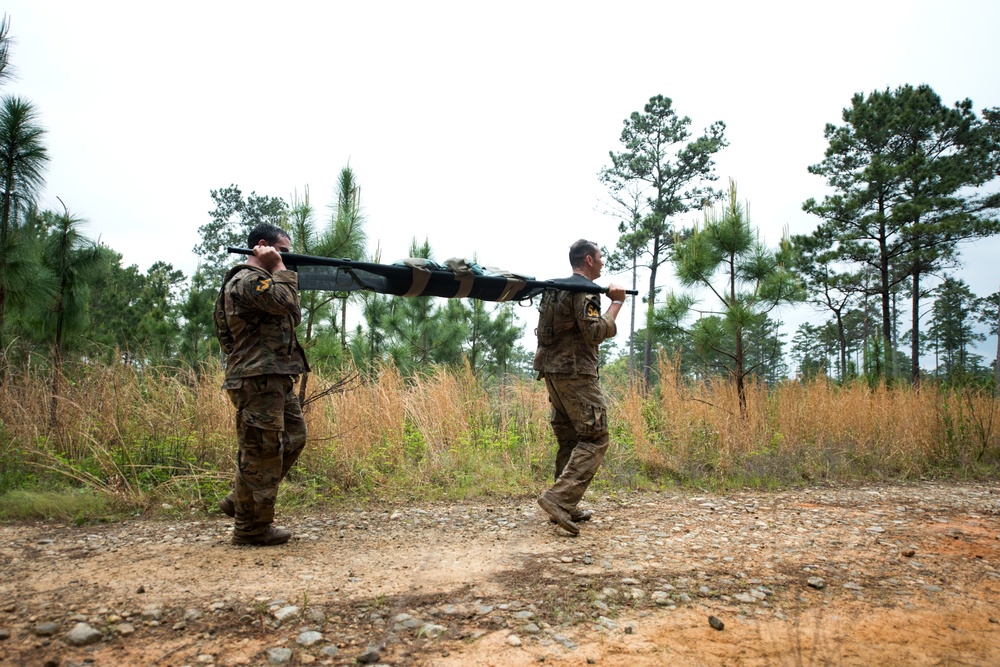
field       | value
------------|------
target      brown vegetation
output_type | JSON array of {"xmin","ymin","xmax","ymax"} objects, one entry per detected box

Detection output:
[{"xmin": 1, "ymin": 355, "xmax": 998, "ymax": 513}]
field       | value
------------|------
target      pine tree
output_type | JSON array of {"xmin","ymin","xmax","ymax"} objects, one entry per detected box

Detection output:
[
  {"xmin": 0, "ymin": 96, "xmax": 49, "ymax": 367},
  {"xmin": 34, "ymin": 207, "xmax": 105, "ymax": 428},
  {"xmin": 601, "ymin": 95, "xmax": 728, "ymax": 386},
  {"xmin": 804, "ymin": 85, "xmax": 999, "ymax": 382},
  {"xmin": 656, "ymin": 181, "xmax": 803, "ymax": 415}
]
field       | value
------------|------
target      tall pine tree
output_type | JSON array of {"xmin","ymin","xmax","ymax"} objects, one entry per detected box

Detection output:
[{"xmin": 804, "ymin": 85, "xmax": 999, "ymax": 382}]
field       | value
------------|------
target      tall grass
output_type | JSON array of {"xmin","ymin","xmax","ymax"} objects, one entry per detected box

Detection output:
[
  {"xmin": 616, "ymin": 356, "xmax": 1000, "ymax": 486},
  {"xmin": 1, "ymin": 354, "xmax": 998, "ymax": 514}
]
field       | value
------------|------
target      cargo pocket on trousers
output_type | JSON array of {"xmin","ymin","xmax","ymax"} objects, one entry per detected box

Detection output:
[
  {"xmin": 240, "ymin": 376, "xmax": 287, "ymax": 431},
  {"xmin": 580, "ymin": 404, "xmax": 608, "ymax": 441}
]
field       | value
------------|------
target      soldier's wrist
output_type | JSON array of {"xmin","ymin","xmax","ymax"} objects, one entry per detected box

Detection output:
[{"xmin": 611, "ymin": 300, "xmax": 624, "ymax": 305}]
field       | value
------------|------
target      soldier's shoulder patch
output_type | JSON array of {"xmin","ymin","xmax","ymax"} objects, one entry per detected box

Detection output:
[
  {"xmin": 584, "ymin": 300, "xmax": 601, "ymax": 319},
  {"xmin": 255, "ymin": 277, "xmax": 272, "ymax": 293}
]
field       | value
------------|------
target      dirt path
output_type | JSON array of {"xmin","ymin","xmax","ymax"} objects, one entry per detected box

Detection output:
[{"xmin": 2, "ymin": 482, "xmax": 999, "ymax": 666}]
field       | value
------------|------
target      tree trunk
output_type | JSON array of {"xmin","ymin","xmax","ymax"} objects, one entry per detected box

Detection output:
[
  {"xmin": 995, "ymin": 281, "xmax": 1000, "ymax": 395},
  {"xmin": 368, "ymin": 325, "xmax": 375, "ymax": 368},
  {"xmin": 0, "ymin": 168, "xmax": 12, "ymax": 376},
  {"xmin": 49, "ymin": 345, "xmax": 61, "ymax": 431},
  {"xmin": 469, "ymin": 303, "xmax": 480, "ymax": 376},
  {"xmin": 1, "ymin": 165, "xmax": 13, "ymax": 241},
  {"xmin": 879, "ymin": 211, "xmax": 891, "ymax": 380},
  {"xmin": 50, "ymin": 295, "xmax": 66, "ymax": 432},
  {"xmin": 735, "ymin": 332, "xmax": 746, "ymax": 417},
  {"xmin": 835, "ymin": 309, "xmax": 847, "ymax": 381},
  {"xmin": 628, "ymin": 253, "xmax": 637, "ymax": 384},
  {"xmin": 910, "ymin": 272, "xmax": 921, "ymax": 385},
  {"xmin": 341, "ymin": 297, "xmax": 347, "ymax": 351},
  {"xmin": 643, "ymin": 260, "xmax": 658, "ymax": 388},
  {"xmin": 0, "ymin": 284, "xmax": 6, "ymax": 381},
  {"xmin": 892, "ymin": 290, "xmax": 899, "ymax": 379},
  {"xmin": 305, "ymin": 307, "xmax": 315, "ymax": 342},
  {"xmin": 729, "ymin": 254, "xmax": 747, "ymax": 416}
]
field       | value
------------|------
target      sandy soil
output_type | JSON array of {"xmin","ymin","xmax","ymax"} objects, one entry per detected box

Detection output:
[{"xmin": 1, "ymin": 482, "xmax": 999, "ymax": 666}]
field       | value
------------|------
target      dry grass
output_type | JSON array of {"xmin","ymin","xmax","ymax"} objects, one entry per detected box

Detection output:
[
  {"xmin": 611, "ymin": 356, "xmax": 1000, "ymax": 485},
  {"xmin": 1, "ymin": 354, "xmax": 998, "ymax": 511}
]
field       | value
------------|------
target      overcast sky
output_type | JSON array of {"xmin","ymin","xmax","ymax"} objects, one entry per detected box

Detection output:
[{"xmin": 5, "ymin": 0, "xmax": 999, "ymax": 363}]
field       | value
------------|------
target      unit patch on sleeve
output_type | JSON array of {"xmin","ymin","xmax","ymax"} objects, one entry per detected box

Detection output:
[
  {"xmin": 255, "ymin": 277, "xmax": 273, "ymax": 293},
  {"xmin": 585, "ymin": 300, "xmax": 601, "ymax": 319}
]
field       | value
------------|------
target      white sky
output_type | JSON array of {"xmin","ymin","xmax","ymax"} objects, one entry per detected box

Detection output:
[{"xmin": 5, "ymin": 0, "xmax": 1000, "ymax": 365}]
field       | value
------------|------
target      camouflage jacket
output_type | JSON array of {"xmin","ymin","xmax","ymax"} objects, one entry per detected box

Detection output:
[
  {"xmin": 214, "ymin": 264, "xmax": 309, "ymax": 381},
  {"xmin": 532, "ymin": 274, "xmax": 616, "ymax": 377}
]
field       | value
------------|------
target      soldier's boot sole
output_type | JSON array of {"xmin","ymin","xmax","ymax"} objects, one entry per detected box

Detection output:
[
  {"xmin": 551, "ymin": 509, "xmax": 592, "ymax": 525},
  {"xmin": 537, "ymin": 495, "xmax": 579, "ymax": 536},
  {"xmin": 231, "ymin": 526, "xmax": 291, "ymax": 546}
]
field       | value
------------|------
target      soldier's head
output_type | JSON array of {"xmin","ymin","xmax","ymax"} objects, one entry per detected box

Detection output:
[
  {"xmin": 569, "ymin": 239, "xmax": 603, "ymax": 280},
  {"xmin": 247, "ymin": 223, "xmax": 291, "ymax": 253}
]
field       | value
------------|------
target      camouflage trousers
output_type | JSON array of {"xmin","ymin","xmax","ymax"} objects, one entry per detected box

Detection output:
[
  {"xmin": 541, "ymin": 374, "xmax": 609, "ymax": 511},
  {"xmin": 224, "ymin": 374, "xmax": 307, "ymax": 538}
]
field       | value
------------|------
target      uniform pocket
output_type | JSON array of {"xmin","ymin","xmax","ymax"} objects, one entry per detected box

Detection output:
[
  {"xmin": 580, "ymin": 403, "xmax": 607, "ymax": 440},
  {"xmin": 222, "ymin": 377, "xmax": 244, "ymax": 391},
  {"xmin": 237, "ymin": 375, "xmax": 287, "ymax": 431}
]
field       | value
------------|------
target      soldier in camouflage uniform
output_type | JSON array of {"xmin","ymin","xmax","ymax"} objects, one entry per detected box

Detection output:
[
  {"xmin": 214, "ymin": 223, "xmax": 309, "ymax": 546},
  {"xmin": 534, "ymin": 239, "xmax": 625, "ymax": 536}
]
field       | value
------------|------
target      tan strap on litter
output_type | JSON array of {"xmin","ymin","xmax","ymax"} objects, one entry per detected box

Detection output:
[
  {"xmin": 400, "ymin": 259, "xmax": 432, "ymax": 297},
  {"xmin": 444, "ymin": 257, "xmax": 476, "ymax": 298},
  {"xmin": 496, "ymin": 277, "xmax": 527, "ymax": 302}
]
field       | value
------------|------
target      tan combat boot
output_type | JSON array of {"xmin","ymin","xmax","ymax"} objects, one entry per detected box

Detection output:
[{"xmin": 231, "ymin": 526, "xmax": 291, "ymax": 546}]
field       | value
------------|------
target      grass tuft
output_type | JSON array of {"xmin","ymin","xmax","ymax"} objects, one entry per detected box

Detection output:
[{"xmin": 0, "ymin": 489, "xmax": 117, "ymax": 522}]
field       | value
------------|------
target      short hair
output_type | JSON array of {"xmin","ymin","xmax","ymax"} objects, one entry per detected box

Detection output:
[
  {"xmin": 569, "ymin": 239, "xmax": 599, "ymax": 268},
  {"xmin": 247, "ymin": 223, "xmax": 290, "ymax": 248}
]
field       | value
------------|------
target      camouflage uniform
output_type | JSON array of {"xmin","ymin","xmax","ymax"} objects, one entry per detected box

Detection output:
[
  {"xmin": 533, "ymin": 274, "xmax": 617, "ymax": 514},
  {"xmin": 215, "ymin": 264, "xmax": 309, "ymax": 539}
]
